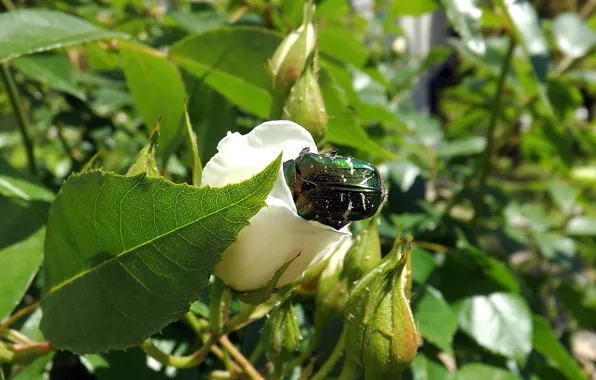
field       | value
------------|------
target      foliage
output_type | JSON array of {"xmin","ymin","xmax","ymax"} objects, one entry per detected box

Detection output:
[{"xmin": 1, "ymin": 0, "xmax": 595, "ymax": 379}]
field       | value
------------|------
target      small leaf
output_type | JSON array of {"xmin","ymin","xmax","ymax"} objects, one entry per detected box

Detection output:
[
  {"xmin": 183, "ymin": 101, "xmax": 202, "ymax": 187},
  {"xmin": 548, "ymin": 178, "xmax": 579, "ymax": 216},
  {"xmin": 318, "ymin": 25, "xmax": 368, "ymax": 67},
  {"xmin": 414, "ymin": 286, "xmax": 458, "ymax": 354},
  {"xmin": 0, "ymin": 9, "xmax": 126, "ymax": 63},
  {"xmin": 170, "ymin": 27, "xmax": 280, "ymax": 118},
  {"xmin": 126, "ymin": 119, "xmax": 160, "ymax": 177},
  {"xmin": 440, "ymin": 0, "xmax": 485, "ymax": 55},
  {"xmin": 13, "ymin": 53, "xmax": 85, "ymax": 99},
  {"xmin": 456, "ymin": 363, "xmax": 523, "ymax": 380},
  {"xmin": 437, "ymin": 137, "xmax": 486, "ymax": 159},
  {"xmin": 552, "ymin": 13, "xmax": 596, "ymax": 58},
  {"xmin": 41, "ymin": 155, "xmax": 281, "ymax": 353},
  {"xmin": 411, "ymin": 245, "xmax": 436, "ymax": 284},
  {"xmin": 566, "ymin": 216, "xmax": 596, "ymax": 236},
  {"xmin": 456, "ymin": 292, "xmax": 532, "ymax": 363},
  {"xmin": 532, "ymin": 315, "xmax": 585, "ymax": 380},
  {"xmin": 120, "ymin": 42, "xmax": 186, "ymax": 167},
  {"xmin": 410, "ymin": 354, "xmax": 454, "ymax": 380},
  {"xmin": 169, "ymin": 10, "xmax": 227, "ymax": 35}
]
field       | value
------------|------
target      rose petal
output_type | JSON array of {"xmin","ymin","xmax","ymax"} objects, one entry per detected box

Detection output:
[
  {"xmin": 200, "ymin": 120, "xmax": 317, "ymax": 210},
  {"xmin": 213, "ymin": 198, "xmax": 348, "ymax": 291}
]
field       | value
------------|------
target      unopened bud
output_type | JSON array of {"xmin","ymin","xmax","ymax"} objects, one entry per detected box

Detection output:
[
  {"xmin": 344, "ymin": 237, "xmax": 418, "ymax": 378},
  {"xmin": 268, "ymin": 3, "xmax": 316, "ymax": 107},
  {"xmin": 262, "ymin": 297, "xmax": 301, "ymax": 364},
  {"xmin": 342, "ymin": 214, "xmax": 382, "ymax": 289},
  {"xmin": 283, "ymin": 61, "xmax": 328, "ymax": 143}
]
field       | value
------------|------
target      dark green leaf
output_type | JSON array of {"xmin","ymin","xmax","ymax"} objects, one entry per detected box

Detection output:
[
  {"xmin": 319, "ymin": 25, "xmax": 368, "ymax": 67},
  {"xmin": 414, "ymin": 286, "xmax": 458, "ymax": 354},
  {"xmin": 410, "ymin": 354, "xmax": 453, "ymax": 380},
  {"xmin": 440, "ymin": 0, "xmax": 485, "ymax": 55},
  {"xmin": 455, "ymin": 363, "xmax": 522, "ymax": 380},
  {"xmin": 0, "ymin": 158, "xmax": 54, "ymax": 203},
  {"xmin": 0, "ymin": 9, "xmax": 126, "ymax": 63},
  {"xmin": 456, "ymin": 292, "xmax": 532, "ymax": 363},
  {"xmin": 566, "ymin": 216, "xmax": 596, "ymax": 236},
  {"xmin": 170, "ymin": 27, "xmax": 280, "ymax": 118},
  {"xmin": 552, "ymin": 13, "xmax": 596, "ymax": 58},
  {"xmin": 120, "ymin": 43, "xmax": 186, "ymax": 167},
  {"xmin": 532, "ymin": 315, "xmax": 585, "ymax": 380},
  {"xmin": 169, "ymin": 10, "xmax": 227, "ymax": 35},
  {"xmin": 13, "ymin": 53, "xmax": 84, "ymax": 99},
  {"xmin": 41, "ymin": 156, "xmax": 281, "ymax": 353}
]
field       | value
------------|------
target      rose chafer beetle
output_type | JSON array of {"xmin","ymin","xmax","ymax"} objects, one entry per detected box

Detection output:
[{"xmin": 283, "ymin": 148, "xmax": 386, "ymax": 230}]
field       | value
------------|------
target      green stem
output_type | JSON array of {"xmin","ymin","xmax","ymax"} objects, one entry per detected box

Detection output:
[
  {"xmin": 286, "ymin": 329, "xmax": 320, "ymax": 370},
  {"xmin": 338, "ymin": 357, "xmax": 357, "ymax": 380},
  {"xmin": 140, "ymin": 336, "xmax": 215, "ymax": 368},
  {"xmin": 1, "ymin": 63, "xmax": 36, "ymax": 175},
  {"xmin": 0, "ymin": 0, "xmax": 15, "ymax": 11},
  {"xmin": 209, "ymin": 277, "xmax": 226, "ymax": 335},
  {"xmin": 310, "ymin": 328, "xmax": 346, "ymax": 380},
  {"xmin": 470, "ymin": 38, "xmax": 516, "ymax": 235},
  {"xmin": 224, "ymin": 303, "xmax": 258, "ymax": 333}
]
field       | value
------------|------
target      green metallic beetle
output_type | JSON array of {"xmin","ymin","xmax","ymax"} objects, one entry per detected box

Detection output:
[{"xmin": 283, "ymin": 148, "xmax": 386, "ymax": 230}]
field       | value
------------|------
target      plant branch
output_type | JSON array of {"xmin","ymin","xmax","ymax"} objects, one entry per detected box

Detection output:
[
  {"xmin": 471, "ymin": 38, "xmax": 516, "ymax": 234},
  {"xmin": 209, "ymin": 277, "xmax": 227, "ymax": 335},
  {"xmin": 140, "ymin": 336, "xmax": 216, "ymax": 368},
  {"xmin": 219, "ymin": 335, "xmax": 264, "ymax": 380},
  {"xmin": 311, "ymin": 328, "xmax": 346, "ymax": 380},
  {"xmin": 0, "ymin": 300, "xmax": 41, "ymax": 333},
  {"xmin": 1, "ymin": 63, "xmax": 36, "ymax": 175}
]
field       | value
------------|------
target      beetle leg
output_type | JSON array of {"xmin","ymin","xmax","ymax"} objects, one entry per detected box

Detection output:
[{"xmin": 299, "ymin": 147, "xmax": 311, "ymax": 156}]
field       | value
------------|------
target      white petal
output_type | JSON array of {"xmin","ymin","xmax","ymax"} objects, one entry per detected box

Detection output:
[
  {"xmin": 213, "ymin": 198, "xmax": 348, "ymax": 291},
  {"xmin": 201, "ymin": 120, "xmax": 318, "ymax": 210}
]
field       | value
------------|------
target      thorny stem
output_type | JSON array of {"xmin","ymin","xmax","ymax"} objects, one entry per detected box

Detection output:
[
  {"xmin": 1, "ymin": 63, "xmax": 36, "ymax": 175},
  {"xmin": 310, "ymin": 328, "xmax": 346, "ymax": 380},
  {"xmin": 470, "ymin": 38, "xmax": 516, "ymax": 235}
]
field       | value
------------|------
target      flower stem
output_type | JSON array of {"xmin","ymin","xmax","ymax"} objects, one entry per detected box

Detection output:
[
  {"xmin": 209, "ymin": 277, "xmax": 227, "ymax": 335},
  {"xmin": 310, "ymin": 328, "xmax": 346, "ymax": 380},
  {"xmin": 0, "ymin": 63, "xmax": 36, "ymax": 176},
  {"xmin": 470, "ymin": 38, "xmax": 516, "ymax": 235},
  {"xmin": 338, "ymin": 357, "xmax": 357, "ymax": 380},
  {"xmin": 0, "ymin": 300, "xmax": 41, "ymax": 333},
  {"xmin": 219, "ymin": 335, "xmax": 264, "ymax": 380},
  {"xmin": 140, "ymin": 336, "xmax": 215, "ymax": 368}
]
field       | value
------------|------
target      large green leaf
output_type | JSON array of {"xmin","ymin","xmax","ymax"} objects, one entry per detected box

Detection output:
[
  {"xmin": 456, "ymin": 292, "xmax": 532, "ymax": 363},
  {"xmin": 170, "ymin": 26, "xmax": 280, "ymax": 118},
  {"xmin": 120, "ymin": 43, "xmax": 186, "ymax": 167},
  {"xmin": 0, "ymin": 159, "xmax": 53, "ymax": 321},
  {"xmin": 532, "ymin": 315, "xmax": 585, "ymax": 380},
  {"xmin": 0, "ymin": 9, "xmax": 126, "ymax": 63},
  {"xmin": 40, "ymin": 156, "xmax": 281, "ymax": 353},
  {"xmin": 455, "ymin": 364, "xmax": 522, "ymax": 380},
  {"xmin": 414, "ymin": 286, "xmax": 458, "ymax": 354},
  {"xmin": 318, "ymin": 25, "xmax": 368, "ymax": 67},
  {"xmin": 13, "ymin": 53, "xmax": 85, "ymax": 99}
]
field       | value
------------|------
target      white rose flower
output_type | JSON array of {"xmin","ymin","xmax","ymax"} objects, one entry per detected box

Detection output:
[{"xmin": 201, "ymin": 120, "xmax": 350, "ymax": 291}]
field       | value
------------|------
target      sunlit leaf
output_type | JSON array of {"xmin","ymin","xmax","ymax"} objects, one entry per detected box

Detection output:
[
  {"xmin": 414, "ymin": 286, "xmax": 458, "ymax": 354},
  {"xmin": 552, "ymin": 13, "xmax": 596, "ymax": 58}
]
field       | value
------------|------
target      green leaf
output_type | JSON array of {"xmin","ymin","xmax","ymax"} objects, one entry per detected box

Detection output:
[
  {"xmin": 532, "ymin": 315, "xmax": 585, "ymax": 380},
  {"xmin": 183, "ymin": 101, "xmax": 202, "ymax": 187},
  {"xmin": 566, "ymin": 216, "xmax": 596, "ymax": 236},
  {"xmin": 494, "ymin": 0, "xmax": 551, "ymax": 112},
  {"xmin": 410, "ymin": 354, "xmax": 453, "ymax": 380},
  {"xmin": 456, "ymin": 363, "xmax": 523, "ymax": 380},
  {"xmin": 169, "ymin": 10, "xmax": 227, "ymax": 35},
  {"xmin": 0, "ymin": 159, "xmax": 53, "ymax": 321},
  {"xmin": 40, "ymin": 155, "xmax": 281, "ymax": 353},
  {"xmin": 0, "ymin": 9, "xmax": 126, "ymax": 63},
  {"xmin": 120, "ymin": 43, "xmax": 186, "ymax": 167},
  {"xmin": 414, "ymin": 286, "xmax": 458, "ymax": 354},
  {"xmin": 170, "ymin": 27, "xmax": 280, "ymax": 118},
  {"xmin": 436, "ymin": 137, "xmax": 486, "ymax": 159},
  {"xmin": 552, "ymin": 13, "xmax": 596, "ymax": 58},
  {"xmin": 126, "ymin": 120, "xmax": 160, "ymax": 177},
  {"xmin": 13, "ymin": 53, "xmax": 84, "ymax": 99},
  {"xmin": 186, "ymin": 79, "xmax": 237, "ymax": 165},
  {"xmin": 440, "ymin": 0, "xmax": 485, "ymax": 55},
  {"xmin": 319, "ymin": 65, "xmax": 394, "ymax": 158},
  {"xmin": 411, "ymin": 245, "xmax": 436, "ymax": 284},
  {"xmin": 456, "ymin": 292, "xmax": 532, "ymax": 363},
  {"xmin": 388, "ymin": 0, "xmax": 438, "ymax": 17},
  {"xmin": 318, "ymin": 25, "xmax": 368, "ymax": 67},
  {"xmin": 548, "ymin": 178, "xmax": 579, "ymax": 216}
]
